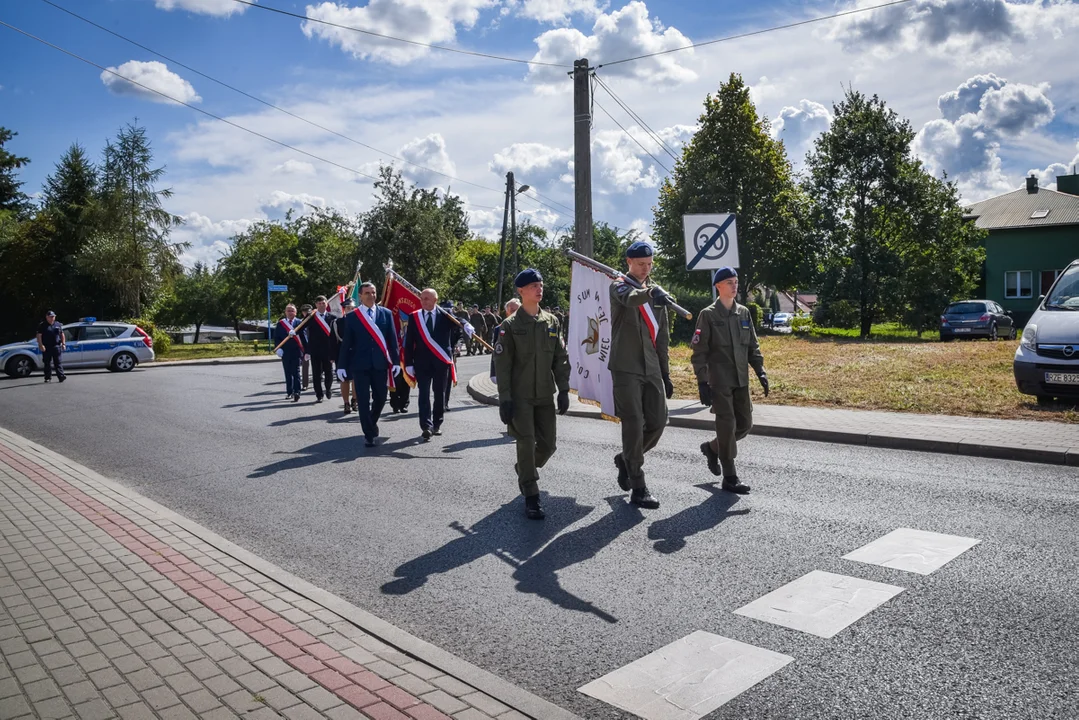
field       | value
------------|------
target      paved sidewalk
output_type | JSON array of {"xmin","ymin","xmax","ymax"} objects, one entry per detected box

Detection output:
[
  {"xmin": 0, "ymin": 427, "xmax": 578, "ymax": 720},
  {"xmin": 467, "ymin": 374, "xmax": 1079, "ymax": 466}
]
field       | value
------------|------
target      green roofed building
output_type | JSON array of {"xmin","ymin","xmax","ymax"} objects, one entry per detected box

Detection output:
[{"xmin": 966, "ymin": 173, "xmax": 1079, "ymax": 325}]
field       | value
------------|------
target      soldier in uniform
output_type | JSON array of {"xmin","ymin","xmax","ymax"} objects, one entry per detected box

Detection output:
[
  {"xmin": 691, "ymin": 267, "xmax": 768, "ymax": 494},
  {"xmin": 468, "ymin": 305, "xmax": 486, "ymax": 356},
  {"xmin": 490, "ymin": 298, "xmax": 520, "ymax": 383},
  {"xmin": 609, "ymin": 240, "xmax": 674, "ymax": 509},
  {"xmin": 494, "ymin": 269, "xmax": 570, "ymax": 520}
]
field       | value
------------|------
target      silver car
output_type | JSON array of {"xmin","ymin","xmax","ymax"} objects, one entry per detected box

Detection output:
[
  {"xmin": 1013, "ymin": 260, "xmax": 1079, "ymax": 404},
  {"xmin": 0, "ymin": 319, "xmax": 155, "ymax": 377}
]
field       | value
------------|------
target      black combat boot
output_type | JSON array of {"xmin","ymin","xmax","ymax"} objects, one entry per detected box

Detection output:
[
  {"xmin": 630, "ymin": 486, "xmax": 660, "ymax": 509},
  {"xmin": 524, "ymin": 495, "xmax": 545, "ymax": 520},
  {"xmin": 700, "ymin": 442, "xmax": 721, "ymax": 476},
  {"xmin": 722, "ymin": 477, "xmax": 751, "ymax": 494},
  {"xmin": 614, "ymin": 454, "xmax": 629, "ymax": 491}
]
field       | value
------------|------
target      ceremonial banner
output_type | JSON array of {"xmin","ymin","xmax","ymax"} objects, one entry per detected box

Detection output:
[
  {"xmin": 382, "ymin": 274, "xmax": 422, "ymax": 388},
  {"xmin": 327, "ymin": 283, "xmax": 360, "ymax": 316},
  {"xmin": 568, "ymin": 261, "xmax": 617, "ymax": 420}
]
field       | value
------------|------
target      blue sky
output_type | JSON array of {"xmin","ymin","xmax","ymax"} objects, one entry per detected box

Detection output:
[{"xmin": 3, "ymin": 0, "xmax": 1078, "ymax": 267}]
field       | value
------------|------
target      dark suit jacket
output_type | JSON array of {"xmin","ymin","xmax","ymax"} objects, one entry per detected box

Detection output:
[
  {"xmin": 404, "ymin": 309, "xmax": 459, "ymax": 376},
  {"xmin": 337, "ymin": 305, "xmax": 400, "ymax": 373},
  {"xmin": 274, "ymin": 318, "xmax": 305, "ymax": 362},
  {"xmin": 303, "ymin": 311, "xmax": 337, "ymax": 358}
]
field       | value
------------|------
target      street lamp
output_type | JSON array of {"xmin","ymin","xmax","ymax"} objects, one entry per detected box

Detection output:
[{"xmin": 496, "ymin": 174, "xmax": 532, "ymax": 311}]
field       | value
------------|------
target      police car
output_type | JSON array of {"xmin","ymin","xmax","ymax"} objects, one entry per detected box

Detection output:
[{"xmin": 0, "ymin": 319, "xmax": 155, "ymax": 378}]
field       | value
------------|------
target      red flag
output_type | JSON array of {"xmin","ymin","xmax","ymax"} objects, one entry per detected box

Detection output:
[{"xmin": 382, "ymin": 275, "xmax": 422, "ymax": 387}]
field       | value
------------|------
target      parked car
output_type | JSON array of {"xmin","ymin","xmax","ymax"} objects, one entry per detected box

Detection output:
[
  {"xmin": 939, "ymin": 300, "xmax": 1016, "ymax": 341},
  {"xmin": 0, "ymin": 319, "xmax": 155, "ymax": 378},
  {"xmin": 1014, "ymin": 260, "xmax": 1079, "ymax": 404},
  {"xmin": 771, "ymin": 312, "xmax": 793, "ymax": 327}
]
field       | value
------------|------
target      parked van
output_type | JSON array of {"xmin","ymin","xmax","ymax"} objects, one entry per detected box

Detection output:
[{"xmin": 1013, "ymin": 259, "xmax": 1079, "ymax": 404}]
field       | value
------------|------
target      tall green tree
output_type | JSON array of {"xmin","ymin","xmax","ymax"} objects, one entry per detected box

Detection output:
[
  {"xmin": 87, "ymin": 123, "xmax": 185, "ymax": 316},
  {"xmin": 446, "ymin": 237, "xmax": 502, "ymax": 307},
  {"xmin": 804, "ymin": 90, "xmax": 915, "ymax": 337},
  {"xmin": 156, "ymin": 262, "xmax": 224, "ymax": 343},
  {"xmin": 41, "ymin": 143, "xmax": 101, "ymax": 315},
  {"xmin": 652, "ymin": 74, "xmax": 808, "ymax": 300},
  {"xmin": 0, "ymin": 128, "xmax": 32, "ymax": 219}
]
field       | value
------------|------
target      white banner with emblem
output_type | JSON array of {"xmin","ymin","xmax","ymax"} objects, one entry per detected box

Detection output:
[{"xmin": 568, "ymin": 261, "xmax": 617, "ymax": 421}]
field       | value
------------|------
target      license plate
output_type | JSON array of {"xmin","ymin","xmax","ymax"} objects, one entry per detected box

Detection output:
[
  {"xmin": 954, "ymin": 328, "xmax": 972, "ymax": 333},
  {"xmin": 1045, "ymin": 372, "xmax": 1079, "ymax": 385}
]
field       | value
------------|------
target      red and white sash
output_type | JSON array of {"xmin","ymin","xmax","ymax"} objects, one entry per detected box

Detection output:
[
  {"xmin": 638, "ymin": 304, "xmax": 659, "ymax": 348},
  {"xmin": 353, "ymin": 306, "xmax": 394, "ymax": 387},
  {"xmin": 312, "ymin": 312, "xmax": 332, "ymax": 336},
  {"xmin": 278, "ymin": 318, "xmax": 304, "ymax": 352},
  {"xmin": 412, "ymin": 310, "xmax": 457, "ymax": 385}
]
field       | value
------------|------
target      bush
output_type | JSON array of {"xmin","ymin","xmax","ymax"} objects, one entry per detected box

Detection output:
[
  {"xmin": 791, "ymin": 317, "xmax": 814, "ymax": 333},
  {"xmin": 812, "ymin": 299, "xmax": 860, "ymax": 329},
  {"xmin": 746, "ymin": 302, "xmax": 761, "ymax": 326},
  {"xmin": 124, "ymin": 317, "xmax": 171, "ymax": 355}
]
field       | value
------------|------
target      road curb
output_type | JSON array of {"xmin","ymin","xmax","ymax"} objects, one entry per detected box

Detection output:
[
  {"xmin": 467, "ymin": 374, "xmax": 1076, "ymax": 466},
  {"xmin": 0, "ymin": 425, "xmax": 581, "ymax": 720},
  {"xmin": 145, "ymin": 355, "xmax": 278, "ymax": 368}
]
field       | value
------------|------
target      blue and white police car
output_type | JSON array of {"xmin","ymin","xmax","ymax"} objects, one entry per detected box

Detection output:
[{"xmin": 0, "ymin": 319, "xmax": 155, "ymax": 378}]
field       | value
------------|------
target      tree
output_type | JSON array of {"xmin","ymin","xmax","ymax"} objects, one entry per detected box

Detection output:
[
  {"xmin": 804, "ymin": 90, "xmax": 915, "ymax": 337},
  {"xmin": 88, "ymin": 123, "xmax": 185, "ymax": 316},
  {"xmin": 652, "ymin": 74, "xmax": 808, "ymax": 301},
  {"xmin": 41, "ymin": 144, "xmax": 101, "ymax": 315},
  {"xmin": 0, "ymin": 128, "xmax": 31, "ymax": 219},
  {"xmin": 157, "ymin": 262, "xmax": 224, "ymax": 343},
  {"xmin": 445, "ymin": 237, "xmax": 502, "ymax": 307}
]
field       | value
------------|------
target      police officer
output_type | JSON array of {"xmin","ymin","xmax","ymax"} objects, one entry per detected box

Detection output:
[
  {"xmin": 691, "ymin": 267, "xmax": 768, "ymax": 494},
  {"xmin": 609, "ymin": 240, "xmax": 673, "ymax": 509},
  {"xmin": 494, "ymin": 269, "xmax": 570, "ymax": 520},
  {"xmin": 36, "ymin": 311, "xmax": 66, "ymax": 383},
  {"xmin": 274, "ymin": 303, "xmax": 305, "ymax": 402}
]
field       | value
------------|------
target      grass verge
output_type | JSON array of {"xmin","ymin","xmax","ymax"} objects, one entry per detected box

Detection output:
[
  {"xmin": 668, "ymin": 335, "xmax": 1078, "ymax": 423},
  {"xmin": 155, "ymin": 341, "xmax": 268, "ymax": 362}
]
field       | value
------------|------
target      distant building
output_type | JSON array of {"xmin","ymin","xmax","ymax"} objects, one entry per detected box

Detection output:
[{"xmin": 965, "ymin": 172, "xmax": 1079, "ymax": 325}]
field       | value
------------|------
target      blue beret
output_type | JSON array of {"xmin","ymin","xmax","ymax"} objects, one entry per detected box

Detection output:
[
  {"xmin": 712, "ymin": 267, "xmax": 738, "ymax": 284},
  {"xmin": 625, "ymin": 241, "xmax": 654, "ymax": 258},
  {"xmin": 515, "ymin": 268, "xmax": 543, "ymax": 288}
]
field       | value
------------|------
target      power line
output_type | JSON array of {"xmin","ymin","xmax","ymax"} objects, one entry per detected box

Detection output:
[
  {"xmin": 596, "ymin": 0, "xmax": 916, "ymax": 67},
  {"xmin": 229, "ymin": 0, "xmax": 569, "ymax": 69},
  {"xmin": 592, "ymin": 97, "xmax": 672, "ymax": 176},
  {"xmin": 592, "ymin": 73, "xmax": 679, "ymax": 163},
  {"xmin": 37, "ymin": 0, "xmax": 575, "ymax": 219},
  {"xmin": 0, "ymin": 19, "xmax": 508, "ymax": 217}
]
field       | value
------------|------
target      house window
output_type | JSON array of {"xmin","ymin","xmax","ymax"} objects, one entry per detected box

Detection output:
[
  {"xmin": 1041, "ymin": 269, "xmax": 1063, "ymax": 295},
  {"xmin": 1005, "ymin": 271, "xmax": 1033, "ymax": 299}
]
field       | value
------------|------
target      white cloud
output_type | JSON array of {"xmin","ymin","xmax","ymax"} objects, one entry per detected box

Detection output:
[
  {"xmin": 398, "ymin": 133, "xmax": 457, "ymax": 186},
  {"xmin": 528, "ymin": 1, "xmax": 695, "ymax": 87},
  {"xmin": 173, "ymin": 212, "xmax": 255, "ymax": 268},
  {"xmin": 509, "ymin": 0, "xmax": 606, "ymax": 24},
  {"xmin": 154, "ymin": 0, "xmax": 252, "ymax": 16},
  {"xmin": 273, "ymin": 159, "xmax": 316, "ymax": 175},
  {"xmin": 100, "ymin": 60, "xmax": 201, "ymax": 105},
  {"xmin": 261, "ymin": 190, "xmax": 329, "ymax": 214},
  {"xmin": 913, "ymin": 74, "xmax": 1054, "ymax": 199},
  {"xmin": 592, "ymin": 128, "xmax": 660, "ymax": 192},
  {"xmin": 490, "ymin": 142, "xmax": 573, "ymax": 188},
  {"xmin": 302, "ymin": 0, "xmax": 498, "ymax": 65},
  {"xmin": 833, "ymin": 0, "xmax": 1018, "ymax": 55},
  {"xmin": 1028, "ymin": 141, "xmax": 1079, "ymax": 190},
  {"xmin": 772, "ymin": 99, "xmax": 833, "ymax": 161}
]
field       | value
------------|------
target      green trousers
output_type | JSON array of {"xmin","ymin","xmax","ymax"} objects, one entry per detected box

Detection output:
[
  {"xmin": 612, "ymin": 371, "xmax": 668, "ymax": 489},
  {"xmin": 508, "ymin": 398, "xmax": 557, "ymax": 497},
  {"xmin": 709, "ymin": 385, "xmax": 753, "ymax": 476}
]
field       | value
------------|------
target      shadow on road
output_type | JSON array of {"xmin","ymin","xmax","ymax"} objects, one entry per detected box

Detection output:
[
  {"xmin": 647, "ymin": 483, "xmax": 749, "ymax": 554},
  {"xmin": 440, "ymin": 435, "xmax": 515, "ymax": 453},
  {"xmin": 382, "ymin": 495, "xmax": 642, "ymax": 623},
  {"xmin": 247, "ymin": 435, "xmax": 429, "ymax": 477}
]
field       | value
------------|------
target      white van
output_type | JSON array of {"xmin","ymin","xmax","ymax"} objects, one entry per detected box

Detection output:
[{"xmin": 1013, "ymin": 259, "xmax": 1079, "ymax": 404}]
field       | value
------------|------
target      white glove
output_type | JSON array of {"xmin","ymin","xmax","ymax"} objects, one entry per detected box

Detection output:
[
  {"xmin": 275, "ymin": 349, "xmax": 284, "ymax": 358},
  {"xmin": 304, "ymin": 354, "xmax": 310, "ymax": 361},
  {"xmin": 463, "ymin": 322, "xmax": 475, "ymax": 338},
  {"xmin": 336, "ymin": 369, "xmax": 347, "ymax": 382},
  {"xmin": 288, "ymin": 330, "xmax": 296, "ymax": 337},
  {"xmin": 392, "ymin": 365, "xmax": 402, "ymax": 377},
  {"xmin": 406, "ymin": 366, "xmax": 414, "ymax": 377}
]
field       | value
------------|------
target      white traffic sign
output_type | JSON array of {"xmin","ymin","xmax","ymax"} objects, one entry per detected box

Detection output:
[{"xmin": 683, "ymin": 213, "xmax": 739, "ymax": 271}]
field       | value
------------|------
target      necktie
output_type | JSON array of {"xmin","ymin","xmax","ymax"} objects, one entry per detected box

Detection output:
[
  {"xmin": 368, "ymin": 308, "xmax": 374, "ymax": 321},
  {"xmin": 427, "ymin": 312, "xmax": 434, "ymax": 333}
]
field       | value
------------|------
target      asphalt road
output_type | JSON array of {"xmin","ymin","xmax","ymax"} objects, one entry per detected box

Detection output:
[{"xmin": 1, "ymin": 358, "xmax": 1077, "ymax": 719}]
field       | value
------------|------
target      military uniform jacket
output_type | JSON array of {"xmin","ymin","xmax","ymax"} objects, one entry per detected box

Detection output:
[
  {"xmin": 608, "ymin": 278, "xmax": 670, "ymax": 378},
  {"xmin": 691, "ymin": 300, "xmax": 765, "ymax": 388},
  {"xmin": 494, "ymin": 308, "xmax": 570, "ymax": 404}
]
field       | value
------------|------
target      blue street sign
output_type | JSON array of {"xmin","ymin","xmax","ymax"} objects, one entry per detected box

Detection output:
[{"xmin": 268, "ymin": 284, "xmax": 288, "ymax": 292}]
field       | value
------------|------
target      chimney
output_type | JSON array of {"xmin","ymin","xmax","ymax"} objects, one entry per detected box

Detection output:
[{"xmin": 1026, "ymin": 175, "xmax": 1039, "ymax": 193}]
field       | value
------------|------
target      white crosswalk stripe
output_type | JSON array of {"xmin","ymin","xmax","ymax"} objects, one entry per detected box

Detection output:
[{"xmin": 842, "ymin": 527, "xmax": 981, "ymax": 575}]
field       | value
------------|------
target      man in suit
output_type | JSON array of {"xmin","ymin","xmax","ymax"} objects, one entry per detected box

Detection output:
[
  {"xmin": 303, "ymin": 295, "xmax": 337, "ymax": 403},
  {"xmin": 336, "ymin": 282, "xmax": 401, "ymax": 447},
  {"xmin": 274, "ymin": 303, "xmax": 304, "ymax": 402},
  {"xmin": 405, "ymin": 289, "xmax": 462, "ymax": 440},
  {"xmin": 333, "ymin": 297, "xmax": 357, "ymax": 415}
]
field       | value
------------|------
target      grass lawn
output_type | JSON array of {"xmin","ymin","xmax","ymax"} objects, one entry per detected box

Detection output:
[
  {"xmin": 668, "ymin": 332, "xmax": 1079, "ymax": 424},
  {"xmin": 155, "ymin": 341, "xmax": 269, "ymax": 362}
]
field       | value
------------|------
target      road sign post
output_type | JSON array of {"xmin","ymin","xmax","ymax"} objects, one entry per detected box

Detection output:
[{"xmin": 266, "ymin": 280, "xmax": 289, "ymax": 346}]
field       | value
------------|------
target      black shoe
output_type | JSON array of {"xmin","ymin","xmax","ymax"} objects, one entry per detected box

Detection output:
[
  {"xmin": 432, "ymin": 426, "xmax": 442, "ymax": 436},
  {"xmin": 422, "ymin": 428, "xmax": 432, "ymax": 440},
  {"xmin": 364, "ymin": 437, "xmax": 376, "ymax": 447},
  {"xmin": 614, "ymin": 454, "xmax": 629, "ymax": 491},
  {"xmin": 722, "ymin": 477, "xmax": 751, "ymax": 494},
  {"xmin": 58, "ymin": 376, "xmax": 65, "ymax": 383},
  {"xmin": 524, "ymin": 495, "xmax": 545, "ymax": 520},
  {"xmin": 326, "ymin": 388, "xmax": 333, "ymax": 398},
  {"xmin": 700, "ymin": 442, "xmax": 721, "ymax": 476},
  {"xmin": 315, "ymin": 397, "xmax": 323, "ymax": 403},
  {"xmin": 351, "ymin": 399, "xmax": 358, "ymax": 411},
  {"xmin": 630, "ymin": 487, "xmax": 660, "ymax": 509},
  {"xmin": 343, "ymin": 405, "xmax": 352, "ymax": 415},
  {"xmin": 292, "ymin": 394, "xmax": 300, "ymax": 403},
  {"xmin": 44, "ymin": 378, "xmax": 51, "ymax": 383}
]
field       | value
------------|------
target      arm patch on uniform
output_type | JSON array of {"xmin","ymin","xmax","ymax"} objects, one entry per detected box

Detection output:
[
  {"xmin": 494, "ymin": 342, "xmax": 504, "ymax": 354},
  {"xmin": 691, "ymin": 328, "xmax": 702, "ymax": 344},
  {"xmin": 616, "ymin": 283, "xmax": 631, "ymax": 296},
  {"xmin": 741, "ymin": 320, "xmax": 750, "ymax": 329}
]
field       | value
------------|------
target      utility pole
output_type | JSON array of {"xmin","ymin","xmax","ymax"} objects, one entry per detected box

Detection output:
[
  {"xmin": 573, "ymin": 58, "xmax": 593, "ymax": 257},
  {"xmin": 510, "ymin": 178, "xmax": 519, "ymax": 276},
  {"xmin": 495, "ymin": 172, "xmax": 512, "ymax": 311}
]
